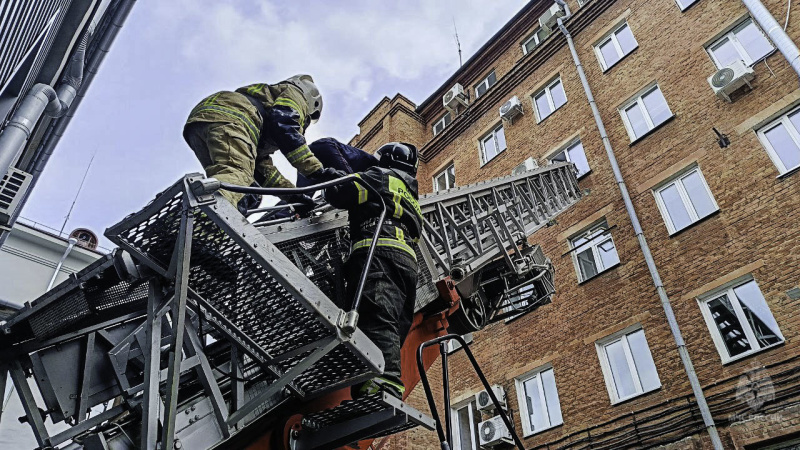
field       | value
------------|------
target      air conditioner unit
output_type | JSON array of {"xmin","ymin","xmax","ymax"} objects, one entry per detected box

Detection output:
[
  {"xmin": 499, "ymin": 96, "xmax": 523, "ymax": 122},
  {"xmin": 707, "ymin": 60, "xmax": 754, "ymax": 102},
  {"xmin": 539, "ymin": 3, "xmax": 566, "ymax": 33},
  {"xmin": 475, "ymin": 385, "xmax": 507, "ymax": 412},
  {"xmin": 443, "ymin": 83, "xmax": 468, "ymax": 113},
  {"xmin": 0, "ymin": 168, "xmax": 33, "ymax": 228},
  {"xmin": 478, "ymin": 415, "xmax": 514, "ymax": 447},
  {"xmin": 512, "ymin": 157, "xmax": 539, "ymax": 176}
]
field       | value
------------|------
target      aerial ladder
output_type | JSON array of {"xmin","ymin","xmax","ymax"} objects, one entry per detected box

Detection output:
[{"xmin": 0, "ymin": 161, "xmax": 580, "ymax": 450}]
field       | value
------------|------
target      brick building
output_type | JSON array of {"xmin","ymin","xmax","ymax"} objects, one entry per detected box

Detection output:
[{"xmin": 349, "ymin": 0, "xmax": 800, "ymax": 448}]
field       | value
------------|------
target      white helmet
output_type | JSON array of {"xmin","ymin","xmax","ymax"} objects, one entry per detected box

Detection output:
[{"xmin": 285, "ymin": 74, "xmax": 322, "ymax": 124}]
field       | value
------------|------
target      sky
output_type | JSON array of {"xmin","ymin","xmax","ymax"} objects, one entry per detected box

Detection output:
[
  {"xmin": 21, "ymin": 0, "xmax": 528, "ymax": 250},
  {"xmin": 4, "ymin": 2, "xmax": 531, "ymax": 446}
]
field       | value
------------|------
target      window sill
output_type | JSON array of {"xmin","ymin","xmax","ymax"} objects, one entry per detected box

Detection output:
[
  {"xmin": 480, "ymin": 148, "xmax": 508, "ymax": 168},
  {"xmin": 522, "ymin": 422, "xmax": 563, "ymax": 438},
  {"xmin": 577, "ymin": 262, "xmax": 621, "ymax": 285},
  {"xmin": 601, "ymin": 46, "xmax": 639, "ymax": 74},
  {"xmin": 721, "ymin": 341, "xmax": 785, "ymax": 366},
  {"xmin": 610, "ymin": 385, "xmax": 662, "ymax": 406},
  {"xmin": 535, "ymin": 104, "xmax": 567, "ymax": 125},
  {"xmin": 628, "ymin": 115, "xmax": 676, "ymax": 147},
  {"xmin": 679, "ymin": 1, "xmax": 700, "ymax": 13},
  {"xmin": 777, "ymin": 165, "xmax": 800, "ymax": 179},
  {"xmin": 667, "ymin": 209, "xmax": 720, "ymax": 238}
]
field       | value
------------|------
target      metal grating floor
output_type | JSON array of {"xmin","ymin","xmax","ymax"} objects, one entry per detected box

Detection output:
[{"xmin": 105, "ymin": 179, "xmax": 382, "ymax": 397}]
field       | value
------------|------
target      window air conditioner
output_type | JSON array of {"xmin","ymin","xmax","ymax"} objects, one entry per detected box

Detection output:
[
  {"xmin": 512, "ymin": 157, "xmax": 539, "ymax": 176},
  {"xmin": 475, "ymin": 385, "xmax": 507, "ymax": 412},
  {"xmin": 539, "ymin": 3, "xmax": 566, "ymax": 33},
  {"xmin": 443, "ymin": 83, "xmax": 468, "ymax": 113},
  {"xmin": 499, "ymin": 95, "xmax": 523, "ymax": 122},
  {"xmin": 0, "ymin": 168, "xmax": 33, "ymax": 228},
  {"xmin": 478, "ymin": 415, "xmax": 514, "ymax": 447},
  {"xmin": 708, "ymin": 60, "xmax": 754, "ymax": 102}
]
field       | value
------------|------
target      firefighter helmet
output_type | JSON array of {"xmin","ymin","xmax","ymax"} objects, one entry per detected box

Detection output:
[
  {"xmin": 376, "ymin": 142, "xmax": 419, "ymax": 176},
  {"xmin": 285, "ymin": 74, "xmax": 322, "ymax": 124}
]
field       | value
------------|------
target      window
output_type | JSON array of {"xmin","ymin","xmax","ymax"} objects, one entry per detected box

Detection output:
[
  {"xmin": 756, "ymin": 105, "xmax": 800, "ymax": 175},
  {"xmin": 707, "ymin": 18, "xmax": 774, "ymax": 68},
  {"xmin": 595, "ymin": 22, "xmax": 638, "ymax": 71},
  {"xmin": 475, "ymin": 70, "xmax": 497, "ymax": 98},
  {"xmin": 434, "ymin": 163, "xmax": 456, "ymax": 192},
  {"xmin": 550, "ymin": 139, "xmax": 590, "ymax": 178},
  {"xmin": 596, "ymin": 328, "xmax": 661, "ymax": 403},
  {"xmin": 515, "ymin": 366, "xmax": 563, "ymax": 436},
  {"xmin": 675, "ymin": 0, "xmax": 698, "ymax": 10},
  {"xmin": 654, "ymin": 167, "xmax": 718, "ymax": 234},
  {"xmin": 451, "ymin": 399, "xmax": 481, "ymax": 450},
  {"xmin": 433, "ymin": 112, "xmax": 452, "ymax": 136},
  {"xmin": 533, "ymin": 78, "xmax": 567, "ymax": 122},
  {"xmin": 480, "ymin": 124, "xmax": 507, "ymax": 164},
  {"xmin": 620, "ymin": 85, "xmax": 673, "ymax": 141},
  {"xmin": 578, "ymin": 0, "xmax": 590, "ymax": 5},
  {"xmin": 570, "ymin": 221, "xmax": 619, "ymax": 282},
  {"xmin": 699, "ymin": 278, "xmax": 784, "ymax": 363},
  {"xmin": 522, "ymin": 27, "xmax": 551, "ymax": 54}
]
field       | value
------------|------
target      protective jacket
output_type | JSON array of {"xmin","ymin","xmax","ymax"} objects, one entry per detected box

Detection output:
[
  {"xmin": 326, "ymin": 166, "xmax": 422, "ymax": 261},
  {"xmin": 185, "ymin": 82, "xmax": 322, "ymax": 188}
]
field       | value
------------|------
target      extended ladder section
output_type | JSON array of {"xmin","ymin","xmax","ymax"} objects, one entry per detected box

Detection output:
[{"xmin": 419, "ymin": 161, "xmax": 580, "ymax": 279}]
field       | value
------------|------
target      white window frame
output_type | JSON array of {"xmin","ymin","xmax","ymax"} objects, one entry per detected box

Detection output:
[
  {"xmin": 450, "ymin": 398, "xmax": 480, "ymax": 450},
  {"xmin": 594, "ymin": 22, "xmax": 638, "ymax": 71},
  {"xmin": 479, "ymin": 124, "xmax": 507, "ymax": 165},
  {"xmin": 532, "ymin": 77, "xmax": 567, "ymax": 123},
  {"xmin": 548, "ymin": 139, "xmax": 590, "ymax": 178},
  {"xmin": 653, "ymin": 166, "xmax": 718, "ymax": 234},
  {"xmin": 514, "ymin": 365, "xmax": 563, "ymax": 436},
  {"xmin": 433, "ymin": 112, "xmax": 452, "ymax": 136},
  {"xmin": 698, "ymin": 277, "xmax": 785, "ymax": 364},
  {"xmin": 707, "ymin": 18, "xmax": 774, "ymax": 68},
  {"xmin": 675, "ymin": 0, "xmax": 698, "ymax": 10},
  {"xmin": 474, "ymin": 70, "xmax": 497, "ymax": 98},
  {"xmin": 619, "ymin": 84, "xmax": 673, "ymax": 142},
  {"xmin": 596, "ymin": 326, "xmax": 661, "ymax": 404},
  {"xmin": 756, "ymin": 104, "xmax": 800, "ymax": 175},
  {"xmin": 569, "ymin": 221, "xmax": 619, "ymax": 282},
  {"xmin": 522, "ymin": 27, "xmax": 550, "ymax": 55},
  {"xmin": 433, "ymin": 163, "xmax": 456, "ymax": 192}
]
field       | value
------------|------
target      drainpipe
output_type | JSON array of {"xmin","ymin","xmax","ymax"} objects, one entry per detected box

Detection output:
[
  {"xmin": 47, "ymin": 237, "xmax": 78, "ymax": 291},
  {"xmin": 552, "ymin": 1, "xmax": 724, "ymax": 448},
  {"xmin": 742, "ymin": 0, "xmax": 800, "ymax": 80},
  {"xmin": 0, "ymin": 0, "xmax": 137, "ymax": 249},
  {"xmin": 0, "ymin": 31, "xmax": 89, "ymax": 182}
]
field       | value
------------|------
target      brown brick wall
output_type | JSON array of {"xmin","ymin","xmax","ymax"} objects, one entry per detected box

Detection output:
[{"xmin": 351, "ymin": 0, "xmax": 800, "ymax": 448}]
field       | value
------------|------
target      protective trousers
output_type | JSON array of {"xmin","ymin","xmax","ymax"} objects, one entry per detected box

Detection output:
[
  {"xmin": 343, "ymin": 247, "xmax": 417, "ymax": 382},
  {"xmin": 183, "ymin": 121, "xmax": 293, "ymax": 205}
]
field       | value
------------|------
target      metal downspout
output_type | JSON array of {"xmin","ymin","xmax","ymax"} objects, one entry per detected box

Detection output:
[
  {"xmin": 742, "ymin": 0, "xmax": 800, "ymax": 80},
  {"xmin": 0, "ymin": 0, "xmax": 137, "ymax": 248},
  {"xmin": 552, "ymin": 1, "xmax": 724, "ymax": 448},
  {"xmin": 47, "ymin": 237, "xmax": 78, "ymax": 290}
]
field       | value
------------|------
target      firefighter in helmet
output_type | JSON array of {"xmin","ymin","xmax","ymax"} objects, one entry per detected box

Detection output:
[
  {"xmin": 325, "ymin": 142, "xmax": 421, "ymax": 399},
  {"xmin": 183, "ymin": 75, "xmax": 340, "ymax": 213}
]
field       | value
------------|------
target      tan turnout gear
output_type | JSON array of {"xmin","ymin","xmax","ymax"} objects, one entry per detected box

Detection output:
[{"xmin": 183, "ymin": 80, "xmax": 323, "ymax": 205}]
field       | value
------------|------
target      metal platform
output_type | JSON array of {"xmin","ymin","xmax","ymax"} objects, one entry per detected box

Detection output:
[{"xmin": 293, "ymin": 392, "xmax": 435, "ymax": 450}]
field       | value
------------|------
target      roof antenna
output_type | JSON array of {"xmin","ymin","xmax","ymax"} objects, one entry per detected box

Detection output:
[
  {"xmin": 453, "ymin": 17, "xmax": 463, "ymax": 67},
  {"xmin": 60, "ymin": 149, "xmax": 96, "ymax": 235}
]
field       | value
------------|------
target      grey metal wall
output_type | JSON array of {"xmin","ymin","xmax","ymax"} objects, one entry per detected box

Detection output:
[{"xmin": 0, "ymin": 0, "xmax": 72, "ymax": 118}]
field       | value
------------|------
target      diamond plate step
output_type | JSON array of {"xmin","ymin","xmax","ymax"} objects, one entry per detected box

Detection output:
[{"xmin": 293, "ymin": 392, "xmax": 435, "ymax": 450}]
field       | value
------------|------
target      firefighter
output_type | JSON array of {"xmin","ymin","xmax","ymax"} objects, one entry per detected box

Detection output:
[
  {"xmin": 183, "ymin": 74, "xmax": 341, "ymax": 213},
  {"xmin": 325, "ymin": 142, "xmax": 421, "ymax": 400}
]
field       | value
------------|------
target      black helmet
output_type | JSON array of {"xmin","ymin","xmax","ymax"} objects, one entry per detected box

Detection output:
[{"xmin": 376, "ymin": 142, "xmax": 419, "ymax": 176}]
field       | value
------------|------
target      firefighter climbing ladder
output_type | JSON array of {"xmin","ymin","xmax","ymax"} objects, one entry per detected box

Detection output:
[{"xmin": 0, "ymin": 162, "xmax": 579, "ymax": 450}]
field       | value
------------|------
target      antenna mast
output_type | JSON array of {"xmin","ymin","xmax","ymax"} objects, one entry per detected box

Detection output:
[
  {"xmin": 453, "ymin": 17, "xmax": 463, "ymax": 67},
  {"xmin": 60, "ymin": 150, "xmax": 96, "ymax": 235}
]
